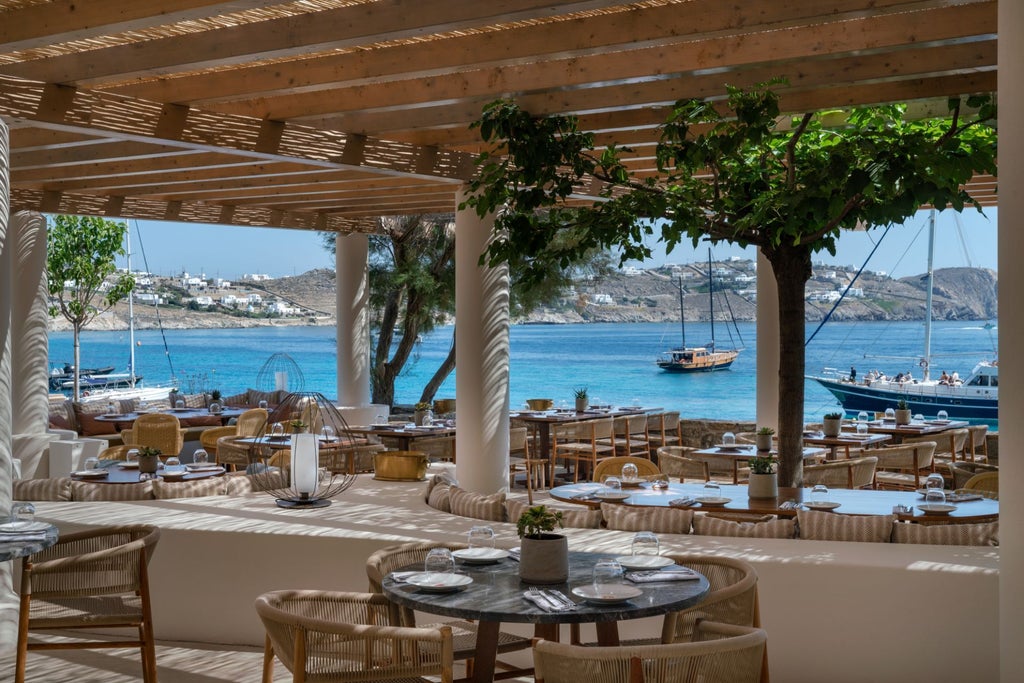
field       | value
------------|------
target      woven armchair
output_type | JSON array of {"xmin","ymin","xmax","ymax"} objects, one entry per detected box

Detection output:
[
  {"xmin": 804, "ymin": 456, "xmax": 878, "ymax": 489},
  {"xmin": 98, "ymin": 444, "xmax": 132, "ymax": 461},
  {"xmin": 255, "ymin": 590, "xmax": 453, "ymax": 683},
  {"xmin": 962, "ymin": 471, "xmax": 999, "ymax": 498},
  {"xmin": 656, "ymin": 446, "xmax": 710, "ymax": 483},
  {"xmin": 947, "ymin": 461, "xmax": 998, "ymax": 490},
  {"xmin": 609, "ymin": 413, "xmax": 651, "ymax": 457},
  {"xmin": 536, "ymin": 621, "xmax": 766, "ymax": 683},
  {"xmin": 15, "ymin": 525, "xmax": 161, "ymax": 683},
  {"xmin": 121, "ymin": 413, "xmax": 185, "ymax": 456},
  {"xmin": 873, "ymin": 442, "xmax": 936, "ymax": 490},
  {"xmin": 199, "ymin": 425, "xmax": 236, "ymax": 456},
  {"xmin": 593, "ymin": 456, "xmax": 661, "ymax": 481},
  {"xmin": 365, "ymin": 542, "xmax": 532, "ymax": 665}
]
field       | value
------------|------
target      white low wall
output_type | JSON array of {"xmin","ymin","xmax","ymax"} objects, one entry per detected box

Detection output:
[{"xmin": 26, "ymin": 478, "xmax": 999, "ymax": 682}]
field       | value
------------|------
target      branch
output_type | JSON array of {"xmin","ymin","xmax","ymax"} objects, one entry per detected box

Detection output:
[
  {"xmin": 799, "ymin": 193, "xmax": 866, "ymax": 245},
  {"xmin": 785, "ymin": 113, "xmax": 814, "ymax": 188}
]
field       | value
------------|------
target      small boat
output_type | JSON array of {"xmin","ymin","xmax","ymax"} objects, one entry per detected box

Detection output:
[
  {"xmin": 48, "ymin": 364, "xmax": 115, "ymax": 391},
  {"xmin": 61, "ymin": 371, "xmax": 144, "ymax": 393},
  {"xmin": 657, "ymin": 250, "xmax": 741, "ymax": 373}
]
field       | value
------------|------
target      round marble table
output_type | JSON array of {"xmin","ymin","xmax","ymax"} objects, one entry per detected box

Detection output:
[
  {"xmin": 0, "ymin": 523, "xmax": 59, "ymax": 562},
  {"xmin": 383, "ymin": 549, "xmax": 709, "ymax": 683}
]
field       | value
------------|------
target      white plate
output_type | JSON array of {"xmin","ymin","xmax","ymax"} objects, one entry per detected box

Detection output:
[
  {"xmin": 595, "ymin": 491, "xmax": 631, "ymax": 501},
  {"xmin": 697, "ymin": 496, "xmax": 731, "ymax": 506},
  {"xmin": 620, "ymin": 478, "xmax": 646, "ymax": 488},
  {"xmin": 404, "ymin": 572, "xmax": 473, "ymax": 593},
  {"xmin": 803, "ymin": 501, "xmax": 842, "ymax": 511},
  {"xmin": 918, "ymin": 503, "xmax": 958, "ymax": 515},
  {"xmin": 0, "ymin": 520, "xmax": 51, "ymax": 533},
  {"xmin": 571, "ymin": 584, "xmax": 643, "ymax": 605},
  {"xmin": 71, "ymin": 469, "xmax": 108, "ymax": 478},
  {"xmin": 186, "ymin": 464, "xmax": 223, "ymax": 472},
  {"xmin": 119, "ymin": 461, "xmax": 140, "ymax": 469},
  {"xmin": 615, "ymin": 555, "xmax": 675, "ymax": 570},
  {"xmin": 452, "ymin": 548, "xmax": 510, "ymax": 565},
  {"xmin": 161, "ymin": 471, "xmax": 189, "ymax": 480}
]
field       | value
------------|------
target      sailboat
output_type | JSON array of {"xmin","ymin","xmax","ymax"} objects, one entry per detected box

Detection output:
[
  {"xmin": 809, "ymin": 210, "xmax": 998, "ymax": 421},
  {"xmin": 656, "ymin": 250, "xmax": 741, "ymax": 372}
]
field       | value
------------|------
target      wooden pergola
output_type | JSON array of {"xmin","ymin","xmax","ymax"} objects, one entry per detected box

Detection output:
[{"xmin": 0, "ymin": 0, "xmax": 998, "ymax": 231}]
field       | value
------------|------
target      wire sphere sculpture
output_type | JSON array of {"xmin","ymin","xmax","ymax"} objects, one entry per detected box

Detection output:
[
  {"xmin": 254, "ymin": 352, "xmax": 305, "ymax": 394},
  {"xmin": 247, "ymin": 391, "xmax": 358, "ymax": 508}
]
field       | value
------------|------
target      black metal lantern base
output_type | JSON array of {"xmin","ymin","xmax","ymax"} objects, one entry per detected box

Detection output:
[{"xmin": 275, "ymin": 497, "xmax": 332, "ymax": 509}]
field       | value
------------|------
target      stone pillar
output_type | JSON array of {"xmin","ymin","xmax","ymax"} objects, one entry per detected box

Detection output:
[
  {"xmin": 999, "ymin": 1, "xmax": 1023, "ymax": 679},
  {"xmin": 755, "ymin": 251, "xmax": 779, "ymax": 431},
  {"xmin": 454, "ymin": 187, "xmax": 509, "ymax": 493},
  {"xmin": 335, "ymin": 232, "xmax": 371, "ymax": 407}
]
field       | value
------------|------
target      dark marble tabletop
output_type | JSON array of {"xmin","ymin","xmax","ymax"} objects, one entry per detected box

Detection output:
[
  {"xmin": 382, "ymin": 549, "xmax": 709, "ymax": 625},
  {"xmin": 0, "ymin": 523, "xmax": 59, "ymax": 562}
]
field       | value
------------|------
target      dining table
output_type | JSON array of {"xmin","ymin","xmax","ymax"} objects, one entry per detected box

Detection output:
[
  {"xmin": 691, "ymin": 444, "xmax": 826, "ymax": 483},
  {"xmin": 801, "ymin": 431, "xmax": 891, "ymax": 459},
  {"xmin": 382, "ymin": 549, "xmax": 709, "ymax": 683},
  {"xmin": 548, "ymin": 481, "xmax": 999, "ymax": 524},
  {"xmin": 866, "ymin": 418, "xmax": 970, "ymax": 445},
  {"xmin": 95, "ymin": 407, "xmax": 246, "ymax": 428},
  {"xmin": 511, "ymin": 406, "xmax": 660, "ymax": 464},
  {"xmin": 0, "ymin": 522, "xmax": 59, "ymax": 562},
  {"xmin": 347, "ymin": 424, "xmax": 456, "ymax": 452},
  {"xmin": 69, "ymin": 460, "xmax": 227, "ymax": 484}
]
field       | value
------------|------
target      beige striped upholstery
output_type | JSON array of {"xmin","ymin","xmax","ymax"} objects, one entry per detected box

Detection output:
[
  {"xmin": 424, "ymin": 472, "xmax": 458, "ymax": 503},
  {"xmin": 428, "ymin": 483, "xmax": 452, "ymax": 512},
  {"xmin": 601, "ymin": 503, "xmax": 693, "ymax": 534},
  {"xmin": 693, "ymin": 515, "xmax": 796, "ymax": 539},
  {"xmin": 448, "ymin": 486, "xmax": 506, "ymax": 522},
  {"xmin": 892, "ymin": 521, "xmax": 999, "ymax": 546},
  {"xmin": 796, "ymin": 510, "xmax": 894, "ymax": 543},
  {"xmin": 13, "ymin": 478, "xmax": 73, "ymax": 501},
  {"xmin": 506, "ymin": 498, "xmax": 603, "ymax": 530},
  {"xmin": 151, "ymin": 478, "xmax": 227, "ymax": 499},
  {"xmin": 70, "ymin": 481, "xmax": 154, "ymax": 501},
  {"xmin": 224, "ymin": 472, "xmax": 256, "ymax": 495}
]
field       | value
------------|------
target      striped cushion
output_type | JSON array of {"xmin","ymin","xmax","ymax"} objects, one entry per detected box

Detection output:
[
  {"xmin": 892, "ymin": 521, "xmax": 999, "ymax": 546},
  {"xmin": 70, "ymin": 481, "xmax": 154, "ymax": 501},
  {"xmin": 424, "ymin": 471, "xmax": 458, "ymax": 503},
  {"xmin": 448, "ymin": 486, "xmax": 506, "ymax": 522},
  {"xmin": 506, "ymin": 498, "xmax": 603, "ymax": 530},
  {"xmin": 427, "ymin": 483, "xmax": 452, "ymax": 513},
  {"xmin": 13, "ymin": 477, "xmax": 73, "ymax": 501},
  {"xmin": 152, "ymin": 478, "xmax": 227, "ymax": 499},
  {"xmin": 797, "ymin": 510, "xmax": 894, "ymax": 543},
  {"xmin": 693, "ymin": 515, "xmax": 796, "ymax": 539},
  {"xmin": 601, "ymin": 503, "xmax": 693, "ymax": 534},
  {"xmin": 224, "ymin": 473, "xmax": 256, "ymax": 495}
]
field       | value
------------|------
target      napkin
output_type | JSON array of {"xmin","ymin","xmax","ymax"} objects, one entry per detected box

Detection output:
[
  {"xmin": 0, "ymin": 531, "xmax": 49, "ymax": 542},
  {"xmin": 669, "ymin": 497, "xmax": 696, "ymax": 508},
  {"xmin": 625, "ymin": 568, "xmax": 701, "ymax": 583},
  {"xmin": 572, "ymin": 493, "xmax": 598, "ymax": 501},
  {"xmin": 522, "ymin": 590, "xmax": 575, "ymax": 612},
  {"xmin": 389, "ymin": 571, "xmax": 420, "ymax": 583},
  {"xmin": 507, "ymin": 548, "xmax": 521, "ymax": 562}
]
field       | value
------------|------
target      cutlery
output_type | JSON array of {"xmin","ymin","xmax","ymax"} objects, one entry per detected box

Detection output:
[
  {"xmin": 527, "ymin": 587, "xmax": 561, "ymax": 611},
  {"xmin": 544, "ymin": 590, "xmax": 577, "ymax": 610}
]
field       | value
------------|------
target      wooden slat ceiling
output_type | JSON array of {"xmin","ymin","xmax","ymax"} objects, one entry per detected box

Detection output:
[{"xmin": 0, "ymin": 0, "xmax": 998, "ymax": 234}]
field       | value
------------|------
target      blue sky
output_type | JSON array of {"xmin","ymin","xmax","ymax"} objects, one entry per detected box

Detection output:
[{"xmin": 122, "ymin": 206, "xmax": 997, "ymax": 281}]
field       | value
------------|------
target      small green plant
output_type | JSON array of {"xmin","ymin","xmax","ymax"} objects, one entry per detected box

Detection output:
[
  {"xmin": 516, "ymin": 505, "xmax": 564, "ymax": 539},
  {"xmin": 288, "ymin": 419, "xmax": 307, "ymax": 432},
  {"xmin": 210, "ymin": 389, "xmax": 222, "ymax": 401},
  {"xmin": 748, "ymin": 456, "xmax": 776, "ymax": 475},
  {"xmin": 414, "ymin": 401, "xmax": 432, "ymax": 411},
  {"xmin": 573, "ymin": 387, "xmax": 588, "ymax": 400},
  {"xmin": 824, "ymin": 412, "xmax": 843, "ymax": 420},
  {"xmin": 896, "ymin": 399, "xmax": 909, "ymax": 410},
  {"xmin": 137, "ymin": 446, "xmax": 162, "ymax": 458},
  {"xmin": 757, "ymin": 427, "xmax": 775, "ymax": 436}
]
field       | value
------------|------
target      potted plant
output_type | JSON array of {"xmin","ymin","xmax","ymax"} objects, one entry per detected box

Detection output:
[
  {"xmin": 516, "ymin": 505, "xmax": 568, "ymax": 584},
  {"xmin": 573, "ymin": 387, "xmax": 589, "ymax": 412},
  {"xmin": 208, "ymin": 388, "xmax": 223, "ymax": 413},
  {"xmin": 137, "ymin": 446, "xmax": 161, "ymax": 474},
  {"xmin": 413, "ymin": 402, "xmax": 433, "ymax": 426},
  {"xmin": 822, "ymin": 412, "xmax": 843, "ymax": 437},
  {"xmin": 895, "ymin": 399, "xmax": 912, "ymax": 425},
  {"xmin": 747, "ymin": 455, "xmax": 778, "ymax": 498},
  {"xmin": 289, "ymin": 419, "xmax": 307, "ymax": 434},
  {"xmin": 755, "ymin": 427, "xmax": 775, "ymax": 451}
]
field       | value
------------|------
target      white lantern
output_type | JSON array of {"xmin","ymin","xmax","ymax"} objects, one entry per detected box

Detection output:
[{"xmin": 290, "ymin": 433, "xmax": 318, "ymax": 497}]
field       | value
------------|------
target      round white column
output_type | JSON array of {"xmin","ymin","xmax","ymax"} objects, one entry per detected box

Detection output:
[
  {"xmin": 454, "ymin": 187, "xmax": 510, "ymax": 493},
  {"xmin": 335, "ymin": 232, "xmax": 371, "ymax": 407},
  {"xmin": 0, "ymin": 115, "xmax": 16, "ymax": 653},
  {"xmin": 755, "ymin": 251, "xmax": 779, "ymax": 431},
  {"xmin": 999, "ymin": 1, "xmax": 1024, "ymax": 679}
]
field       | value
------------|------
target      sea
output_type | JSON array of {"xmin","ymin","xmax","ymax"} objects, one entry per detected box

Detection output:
[{"xmin": 46, "ymin": 319, "xmax": 999, "ymax": 426}]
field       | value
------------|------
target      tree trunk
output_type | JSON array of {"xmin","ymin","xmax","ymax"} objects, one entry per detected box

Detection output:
[
  {"xmin": 72, "ymin": 322, "xmax": 82, "ymax": 400},
  {"xmin": 766, "ymin": 244, "xmax": 813, "ymax": 488},
  {"xmin": 420, "ymin": 330, "xmax": 456, "ymax": 404}
]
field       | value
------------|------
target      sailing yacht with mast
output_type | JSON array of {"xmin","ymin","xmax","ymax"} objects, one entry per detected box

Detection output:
[{"xmin": 656, "ymin": 250, "xmax": 741, "ymax": 372}]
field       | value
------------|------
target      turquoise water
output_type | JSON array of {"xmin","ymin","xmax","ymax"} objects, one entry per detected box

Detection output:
[{"xmin": 47, "ymin": 320, "xmax": 998, "ymax": 424}]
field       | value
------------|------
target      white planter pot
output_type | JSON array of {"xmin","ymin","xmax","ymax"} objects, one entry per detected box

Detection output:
[
  {"xmin": 575, "ymin": 397, "xmax": 588, "ymax": 412},
  {"xmin": 895, "ymin": 409, "xmax": 912, "ymax": 426},
  {"xmin": 823, "ymin": 418, "xmax": 842, "ymax": 437},
  {"xmin": 519, "ymin": 534, "xmax": 569, "ymax": 585},
  {"xmin": 755, "ymin": 434, "xmax": 773, "ymax": 451},
  {"xmin": 748, "ymin": 473, "xmax": 778, "ymax": 499}
]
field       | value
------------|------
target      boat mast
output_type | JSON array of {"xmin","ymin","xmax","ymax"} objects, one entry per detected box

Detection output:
[
  {"xmin": 922, "ymin": 209, "xmax": 935, "ymax": 381},
  {"xmin": 677, "ymin": 276, "xmax": 686, "ymax": 349},
  {"xmin": 126, "ymin": 222, "xmax": 136, "ymax": 388},
  {"xmin": 707, "ymin": 248, "xmax": 715, "ymax": 351}
]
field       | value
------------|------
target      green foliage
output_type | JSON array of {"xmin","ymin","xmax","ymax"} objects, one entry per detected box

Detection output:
[
  {"xmin": 137, "ymin": 447, "xmax": 161, "ymax": 458},
  {"xmin": 757, "ymin": 427, "xmax": 775, "ymax": 436},
  {"xmin": 47, "ymin": 215, "xmax": 134, "ymax": 326},
  {"xmin": 516, "ymin": 505, "xmax": 564, "ymax": 539},
  {"xmin": 748, "ymin": 456, "xmax": 776, "ymax": 475},
  {"xmin": 896, "ymin": 399, "xmax": 909, "ymax": 410},
  {"xmin": 573, "ymin": 387, "xmax": 588, "ymax": 400}
]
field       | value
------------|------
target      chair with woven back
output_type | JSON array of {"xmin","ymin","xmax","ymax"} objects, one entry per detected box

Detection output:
[
  {"xmin": 608, "ymin": 413, "xmax": 651, "ymax": 457},
  {"xmin": 98, "ymin": 444, "xmax": 132, "ymax": 461},
  {"xmin": 656, "ymin": 446, "xmax": 710, "ymax": 483},
  {"xmin": 803, "ymin": 455, "xmax": 878, "ymax": 489},
  {"xmin": 255, "ymin": 590, "xmax": 454, "ymax": 683},
  {"xmin": 509, "ymin": 426, "xmax": 548, "ymax": 503},
  {"xmin": 965, "ymin": 423, "xmax": 990, "ymax": 462},
  {"xmin": 902, "ymin": 428, "xmax": 969, "ymax": 467},
  {"xmin": 553, "ymin": 418, "xmax": 616, "ymax": 482},
  {"xmin": 212, "ymin": 408, "xmax": 269, "ymax": 470},
  {"xmin": 365, "ymin": 542, "xmax": 532, "ymax": 672},
  {"xmin": 536, "ymin": 621, "xmax": 766, "ymax": 683},
  {"xmin": 592, "ymin": 456, "xmax": 661, "ymax": 482},
  {"xmin": 873, "ymin": 442, "xmax": 937, "ymax": 490},
  {"xmin": 121, "ymin": 413, "xmax": 185, "ymax": 456},
  {"xmin": 947, "ymin": 460, "xmax": 998, "ymax": 490},
  {"xmin": 15, "ymin": 525, "xmax": 161, "ymax": 683},
  {"xmin": 734, "ymin": 432, "xmax": 759, "ymax": 445},
  {"xmin": 962, "ymin": 471, "xmax": 998, "ymax": 498},
  {"xmin": 646, "ymin": 411, "xmax": 681, "ymax": 456}
]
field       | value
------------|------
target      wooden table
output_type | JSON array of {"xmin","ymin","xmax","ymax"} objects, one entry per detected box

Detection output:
[
  {"xmin": 691, "ymin": 444, "xmax": 826, "ymax": 483},
  {"xmin": 802, "ymin": 432, "xmax": 891, "ymax": 459},
  {"xmin": 347, "ymin": 425, "xmax": 456, "ymax": 452},
  {"xmin": 866, "ymin": 419, "xmax": 970, "ymax": 445},
  {"xmin": 549, "ymin": 481, "xmax": 999, "ymax": 523},
  {"xmin": 511, "ymin": 407, "xmax": 658, "ymax": 461},
  {"xmin": 382, "ymin": 550, "xmax": 709, "ymax": 683}
]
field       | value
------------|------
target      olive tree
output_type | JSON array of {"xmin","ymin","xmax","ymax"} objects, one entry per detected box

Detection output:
[
  {"xmin": 463, "ymin": 85, "xmax": 996, "ymax": 487},
  {"xmin": 47, "ymin": 215, "xmax": 135, "ymax": 400}
]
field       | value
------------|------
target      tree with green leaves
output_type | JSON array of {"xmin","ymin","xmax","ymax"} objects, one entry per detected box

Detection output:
[
  {"xmin": 46, "ymin": 215, "xmax": 135, "ymax": 400},
  {"xmin": 463, "ymin": 84, "xmax": 996, "ymax": 487}
]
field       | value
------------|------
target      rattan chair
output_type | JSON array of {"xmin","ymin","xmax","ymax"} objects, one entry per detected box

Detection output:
[
  {"xmin": 509, "ymin": 426, "xmax": 548, "ymax": 503},
  {"xmin": 121, "ymin": 413, "xmax": 185, "ymax": 456},
  {"xmin": 656, "ymin": 446, "xmax": 710, "ymax": 483},
  {"xmin": 237, "ymin": 407, "xmax": 270, "ymax": 436},
  {"xmin": 554, "ymin": 418, "xmax": 616, "ymax": 482},
  {"xmin": 962, "ymin": 471, "xmax": 999, "ymax": 498},
  {"xmin": 255, "ymin": 590, "xmax": 454, "ymax": 683},
  {"xmin": 536, "ymin": 621, "xmax": 766, "ymax": 683},
  {"xmin": 902, "ymin": 428, "xmax": 969, "ymax": 465},
  {"xmin": 592, "ymin": 455, "xmax": 661, "ymax": 481},
  {"xmin": 15, "ymin": 525, "xmax": 161, "ymax": 683},
  {"xmin": 199, "ymin": 425, "xmax": 236, "ymax": 457},
  {"xmin": 873, "ymin": 442, "xmax": 937, "ymax": 490},
  {"xmin": 98, "ymin": 444, "xmax": 132, "ymax": 461},
  {"xmin": 608, "ymin": 413, "xmax": 651, "ymax": 457},
  {"xmin": 804, "ymin": 455, "xmax": 878, "ymax": 489},
  {"xmin": 947, "ymin": 461, "xmax": 998, "ymax": 490},
  {"xmin": 365, "ymin": 542, "xmax": 532, "ymax": 666}
]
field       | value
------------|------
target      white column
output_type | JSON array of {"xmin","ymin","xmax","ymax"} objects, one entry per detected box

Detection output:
[
  {"xmin": 1000, "ymin": 1, "xmax": 1023, "ymax": 679},
  {"xmin": 755, "ymin": 251, "xmax": 779, "ymax": 431},
  {"xmin": 335, "ymin": 232, "xmax": 371, "ymax": 407},
  {"xmin": 10, "ymin": 211, "xmax": 52, "ymax": 478},
  {"xmin": 454, "ymin": 187, "xmax": 510, "ymax": 493},
  {"xmin": 0, "ymin": 114, "xmax": 16, "ymax": 654}
]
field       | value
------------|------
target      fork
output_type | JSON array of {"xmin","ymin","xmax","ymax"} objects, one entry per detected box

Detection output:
[
  {"xmin": 544, "ymin": 590, "xmax": 577, "ymax": 610},
  {"xmin": 527, "ymin": 587, "xmax": 560, "ymax": 611}
]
